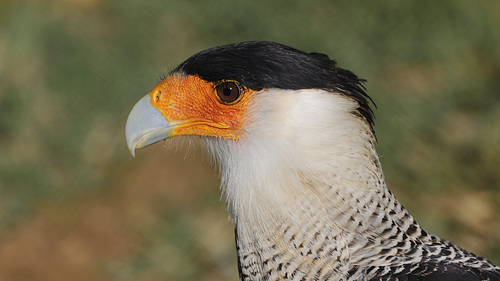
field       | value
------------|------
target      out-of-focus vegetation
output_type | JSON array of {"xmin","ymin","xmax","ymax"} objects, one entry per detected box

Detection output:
[{"xmin": 0, "ymin": 0, "xmax": 499, "ymax": 280}]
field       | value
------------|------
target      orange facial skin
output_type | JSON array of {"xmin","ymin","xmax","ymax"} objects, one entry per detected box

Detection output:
[{"xmin": 150, "ymin": 74, "xmax": 255, "ymax": 141}]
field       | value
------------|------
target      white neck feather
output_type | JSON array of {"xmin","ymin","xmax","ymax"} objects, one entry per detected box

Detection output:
[{"xmin": 205, "ymin": 89, "xmax": 385, "ymax": 240}]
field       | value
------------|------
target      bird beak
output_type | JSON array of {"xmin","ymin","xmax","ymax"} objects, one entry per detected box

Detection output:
[{"xmin": 125, "ymin": 94, "xmax": 172, "ymax": 157}]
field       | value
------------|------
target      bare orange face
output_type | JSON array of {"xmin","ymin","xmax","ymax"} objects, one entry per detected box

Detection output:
[{"xmin": 149, "ymin": 74, "xmax": 255, "ymax": 141}]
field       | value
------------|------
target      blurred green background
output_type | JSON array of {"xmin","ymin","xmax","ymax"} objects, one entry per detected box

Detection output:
[{"xmin": 1, "ymin": 0, "xmax": 499, "ymax": 280}]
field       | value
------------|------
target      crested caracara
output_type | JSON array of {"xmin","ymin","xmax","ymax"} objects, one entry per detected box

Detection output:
[{"xmin": 125, "ymin": 41, "xmax": 500, "ymax": 281}]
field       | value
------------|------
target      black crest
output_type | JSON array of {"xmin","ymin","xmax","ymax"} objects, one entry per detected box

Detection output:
[{"xmin": 173, "ymin": 41, "xmax": 375, "ymax": 131}]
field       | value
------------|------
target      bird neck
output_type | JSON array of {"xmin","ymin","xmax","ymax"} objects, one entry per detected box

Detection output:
[
  {"xmin": 213, "ymin": 89, "xmax": 400, "ymax": 231},
  {"xmin": 226, "ymin": 125, "xmax": 402, "ymax": 247},
  {"xmin": 205, "ymin": 89, "xmax": 423, "ymax": 279}
]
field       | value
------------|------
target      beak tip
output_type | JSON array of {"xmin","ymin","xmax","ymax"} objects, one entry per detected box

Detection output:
[{"xmin": 125, "ymin": 133, "xmax": 138, "ymax": 157}]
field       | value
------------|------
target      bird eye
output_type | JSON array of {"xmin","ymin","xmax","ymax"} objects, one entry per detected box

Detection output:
[{"xmin": 216, "ymin": 82, "xmax": 241, "ymax": 104}]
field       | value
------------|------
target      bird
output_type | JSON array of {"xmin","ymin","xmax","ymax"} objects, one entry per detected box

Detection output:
[{"xmin": 125, "ymin": 41, "xmax": 500, "ymax": 281}]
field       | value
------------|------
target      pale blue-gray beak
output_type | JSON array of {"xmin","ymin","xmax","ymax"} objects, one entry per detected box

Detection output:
[{"xmin": 125, "ymin": 94, "xmax": 172, "ymax": 157}]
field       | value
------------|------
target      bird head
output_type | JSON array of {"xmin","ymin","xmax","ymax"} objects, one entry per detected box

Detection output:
[
  {"xmin": 125, "ymin": 41, "xmax": 377, "ymax": 222},
  {"xmin": 126, "ymin": 41, "xmax": 373, "ymax": 156}
]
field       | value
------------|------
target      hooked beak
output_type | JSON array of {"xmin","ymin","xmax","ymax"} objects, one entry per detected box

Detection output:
[{"xmin": 125, "ymin": 94, "xmax": 172, "ymax": 156}]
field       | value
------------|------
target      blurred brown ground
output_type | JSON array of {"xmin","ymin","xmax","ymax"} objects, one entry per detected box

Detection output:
[{"xmin": 0, "ymin": 144, "xmax": 238, "ymax": 281}]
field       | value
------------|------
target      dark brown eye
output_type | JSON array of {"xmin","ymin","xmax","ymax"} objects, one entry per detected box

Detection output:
[{"xmin": 216, "ymin": 82, "xmax": 241, "ymax": 104}]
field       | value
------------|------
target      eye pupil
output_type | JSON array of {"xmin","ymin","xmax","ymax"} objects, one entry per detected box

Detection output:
[{"xmin": 216, "ymin": 82, "xmax": 241, "ymax": 103}]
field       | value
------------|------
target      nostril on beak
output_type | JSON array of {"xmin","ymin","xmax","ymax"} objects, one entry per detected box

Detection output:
[{"xmin": 153, "ymin": 90, "xmax": 161, "ymax": 103}]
